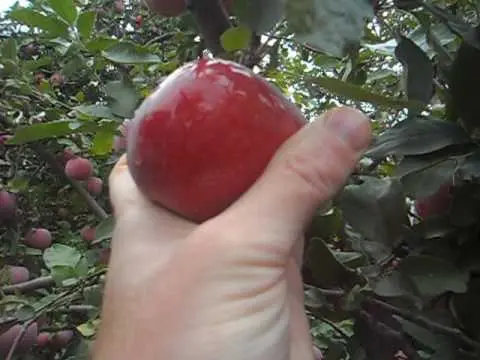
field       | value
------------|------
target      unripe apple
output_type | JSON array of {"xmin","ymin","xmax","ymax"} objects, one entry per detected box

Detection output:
[
  {"xmin": 81, "ymin": 226, "xmax": 96, "ymax": 242},
  {"xmin": 24, "ymin": 228, "xmax": 53, "ymax": 250},
  {"xmin": 0, "ymin": 323, "xmax": 38, "ymax": 357},
  {"xmin": 36, "ymin": 332, "xmax": 50, "ymax": 348},
  {"xmin": 415, "ymin": 182, "xmax": 452, "ymax": 218},
  {"xmin": 50, "ymin": 330, "xmax": 74, "ymax": 350},
  {"xmin": 7, "ymin": 265, "xmax": 29, "ymax": 284},
  {"xmin": 127, "ymin": 58, "xmax": 307, "ymax": 223},
  {"xmin": 86, "ymin": 177, "xmax": 103, "ymax": 195},
  {"xmin": 0, "ymin": 190, "xmax": 17, "ymax": 222},
  {"xmin": 65, "ymin": 158, "xmax": 93, "ymax": 181}
]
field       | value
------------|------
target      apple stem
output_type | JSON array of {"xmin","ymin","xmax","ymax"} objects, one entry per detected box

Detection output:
[{"xmin": 185, "ymin": 0, "xmax": 231, "ymax": 56}]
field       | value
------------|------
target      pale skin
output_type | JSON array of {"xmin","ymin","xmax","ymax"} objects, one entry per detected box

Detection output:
[{"xmin": 92, "ymin": 107, "xmax": 372, "ymax": 360}]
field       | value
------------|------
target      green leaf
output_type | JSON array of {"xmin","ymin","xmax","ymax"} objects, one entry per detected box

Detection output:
[
  {"xmin": 102, "ymin": 42, "xmax": 161, "ymax": 64},
  {"xmin": 85, "ymin": 37, "xmax": 119, "ymax": 52},
  {"xmin": 47, "ymin": 0, "xmax": 78, "ymax": 25},
  {"xmin": 50, "ymin": 265, "xmax": 78, "ymax": 286},
  {"xmin": 338, "ymin": 177, "xmax": 407, "ymax": 248},
  {"xmin": 9, "ymin": 8, "xmax": 69, "ymax": 38},
  {"xmin": 395, "ymin": 36, "xmax": 434, "ymax": 113},
  {"xmin": 234, "ymin": 0, "xmax": 284, "ymax": 33},
  {"xmin": 8, "ymin": 120, "xmax": 99, "ymax": 145},
  {"xmin": 75, "ymin": 104, "xmax": 118, "ymax": 119},
  {"xmin": 77, "ymin": 319, "xmax": 101, "ymax": 338},
  {"xmin": 221, "ymin": 26, "xmax": 253, "ymax": 52},
  {"xmin": 306, "ymin": 76, "xmax": 424, "ymax": 111},
  {"xmin": 15, "ymin": 304, "xmax": 36, "ymax": 322},
  {"xmin": 91, "ymin": 130, "xmax": 115, "ymax": 156},
  {"xmin": 399, "ymin": 255, "xmax": 469, "ymax": 298},
  {"xmin": 286, "ymin": 0, "xmax": 374, "ymax": 58},
  {"xmin": 1, "ymin": 39, "xmax": 17, "ymax": 61},
  {"xmin": 95, "ymin": 216, "xmax": 115, "ymax": 242},
  {"xmin": 43, "ymin": 244, "xmax": 82, "ymax": 270},
  {"xmin": 105, "ymin": 80, "xmax": 139, "ymax": 118},
  {"xmin": 365, "ymin": 117, "xmax": 471, "ymax": 158},
  {"xmin": 77, "ymin": 11, "xmax": 96, "ymax": 40}
]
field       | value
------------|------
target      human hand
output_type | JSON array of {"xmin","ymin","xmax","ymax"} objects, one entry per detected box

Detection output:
[{"xmin": 92, "ymin": 107, "xmax": 372, "ymax": 360}]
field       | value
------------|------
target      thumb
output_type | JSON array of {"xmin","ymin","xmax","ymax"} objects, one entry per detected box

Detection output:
[{"xmin": 219, "ymin": 107, "xmax": 371, "ymax": 252}]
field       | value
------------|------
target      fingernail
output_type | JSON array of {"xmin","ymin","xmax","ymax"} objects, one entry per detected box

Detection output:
[{"xmin": 324, "ymin": 107, "xmax": 371, "ymax": 151}]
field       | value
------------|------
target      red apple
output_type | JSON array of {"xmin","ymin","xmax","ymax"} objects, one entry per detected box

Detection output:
[
  {"xmin": 0, "ymin": 323, "xmax": 38, "ymax": 357},
  {"xmin": 34, "ymin": 72, "xmax": 45, "ymax": 84},
  {"xmin": 50, "ymin": 330, "xmax": 74, "ymax": 350},
  {"xmin": 114, "ymin": 0, "xmax": 124, "ymax": 13},
  {"xmin": 135, "ymin": 15, "xmax": 143, "ymax": 28},
  {"xmin": 24, "ymin": 228, "xmax": 52, "ymax": 250},
  {"xmin": 65, "ymin": 158, "xmax": 93, "ymax": 181},
  {"xmin": 7, "ymin": 265, "xmax": 29, "ymax": 284},
  {"xmin": 87, "ymin": 177, "xmax": 103, "ymax": 195},
  {"xmin": 36, "ymin": 332, "xmax": 50, "ymax": 348},
  {"xmin": 49, "ymin": 72, "xmax": 64, "ymax": 87},
  {"xmin": 0, "ymin": 190, "xmax": 17, "ymax": 222},
  {"xmin": 127, "ymin": 58, "xmax": 306, "ymax": 223},
  {"xmin": 81, "ymin": 226, "xmax": 96, "ymax": 242},
  {"xmin": 415, "ymin": 182, "xmax": 452, "ymax": 218}
]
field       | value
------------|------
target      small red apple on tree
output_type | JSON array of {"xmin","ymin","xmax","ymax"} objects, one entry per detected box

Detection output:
[
  {"xmin": 24, "ymin": 228, "xmax": 53, "ymax": 250},
  {"xmin": 127, "ymin": 58, "xmax": 306, "ymax": 223},
  {"xmin": 0, "ymin": 190, "xmax": 17, "ymax": 222},
  {"xmin": 36, "ymin": 332, "xmax": 50, "ymax": 348},
  {"xmin": 86, "ymin": 177, "xmax": 103, "ymax": 195},
  {"xmin": 65, "ymin": 157, "xmax": 93, "ymax": 181},
  {"xmin": 135, "ymin": 15, "xmax": 143, "ymax": 28},
  {"xmin": 49, "ymin": 72, "xmax": 64, "ymax": 87},
  {"xmin": 80, "ymin": 226, "xmax": 96, "ymax": 242},
  {"xmin": 414, "ymin": 182, "xmax": 452, "ymax": 218},
  {"xmin": 50, "ymin": 330, "xmax": 74, "ymax": 350},
  {"xmin": 6, "ymin": 265, "xmax": 30, "ymax": 284},
  {"xmin": 0, "ymin": 323, "xmax": 38, "ymax": 357},
  {"xmin": 114, "ymin": 0, "xmax": 125, "ymax": 13}
]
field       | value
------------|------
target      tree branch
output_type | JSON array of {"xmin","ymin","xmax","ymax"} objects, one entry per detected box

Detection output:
[
  {"xmin": 186, "ymin": 0, "xmax": 231, "ymax": 56},
  {"xmin": 311, "ymin": 287, "xmax": 480, "ymax": 351},
  {"xmin": 2, "ymin": 276, "xmax": 55, "ymax": 294}
]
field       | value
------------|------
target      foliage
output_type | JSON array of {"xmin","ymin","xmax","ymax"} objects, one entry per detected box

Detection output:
[{"xmin": 0, "ymin": 0, "xmax": 479, "ymax": 359}]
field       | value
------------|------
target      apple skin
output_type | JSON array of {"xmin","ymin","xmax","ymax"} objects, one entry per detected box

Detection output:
[
  {"xmin": 127, "ymin": 58, "xmax": 307, "ymax": 223},
  {"xmin": 415, "ymin": 182, "xmax": 452, "ymax": 218}
]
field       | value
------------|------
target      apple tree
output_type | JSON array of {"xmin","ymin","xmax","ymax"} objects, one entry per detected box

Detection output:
[{"xmin": 0, "ymin": 0, "xmax": 479, "ymax": 359}]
